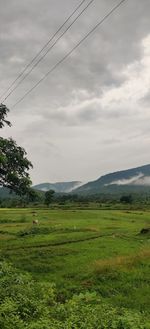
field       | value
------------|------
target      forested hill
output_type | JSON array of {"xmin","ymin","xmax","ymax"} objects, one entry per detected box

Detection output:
[
  {"xmin": 33, "ymin": 181, "xmax": 82, "ymax": 193},
  {"xmin": 1, "ymin": 165, "xmax": 150, "ymax": 199},
  {"xmin": 73, "ymin": 164, "xmax": 150, "ymax": 195}
]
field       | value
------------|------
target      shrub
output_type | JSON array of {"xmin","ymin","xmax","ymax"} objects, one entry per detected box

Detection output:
[{"xmin": 0, "ymin": 261, "xmax": 149, "ymax": 329}]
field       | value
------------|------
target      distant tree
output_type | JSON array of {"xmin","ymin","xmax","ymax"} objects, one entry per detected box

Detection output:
[
  {"xmin": 26, "ymin": 188, "xmax": 41, "ymax": 203},
  {"xmin": 0, "ymin": 104, "xmax": 11, "ymax": 128},
  {"xmin": 0, "ymin": 104, "xmax": 33, "ymax": 196},
  {"xmin": 120, "ymin": 194, "xmax": 133, "ymax": 204},
  {"xmin": 45, "ymin": 190, "xmax": 55, "ymax": 206}
]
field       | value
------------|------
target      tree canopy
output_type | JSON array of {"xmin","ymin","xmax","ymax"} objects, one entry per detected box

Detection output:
[
  {"xmin": 45, "ymin": 190, "xmax": 55, "ymax": 206},
  {"xmin": 120, "ymin": 194, "xmax": 133, "ymax": 204},
  {"xmin": 0, "ymin": 104, "xmax": 11, "ymax": 128},
  {"xmin": 0, "ymin": 104, "xmax": 33, "ymax": 195}
]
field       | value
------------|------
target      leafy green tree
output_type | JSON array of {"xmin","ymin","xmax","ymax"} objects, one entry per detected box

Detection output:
[
  {"xmin": 0, "ymin": 104, "xmax": 11, "ymax": 128},
  {"xmin": 45, "ymin": 190, "xmax": 55, "ymax": 206},
  {"xmin": 0, "ymin": 104, "xmax": 33, "ymax": 195},
  {"xmin": 120, "ymin": 194, "xmax": 133, "ymax": 204}
]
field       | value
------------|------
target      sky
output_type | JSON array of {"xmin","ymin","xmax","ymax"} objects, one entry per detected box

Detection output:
[{"xmin": 0, "ymin": 0, "xmax": 150, "ymax": 185}]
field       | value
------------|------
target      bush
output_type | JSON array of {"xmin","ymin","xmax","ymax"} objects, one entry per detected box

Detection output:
[{"xmin": 0, "ymin": 262, "xmax": 148, "ymax": 329}]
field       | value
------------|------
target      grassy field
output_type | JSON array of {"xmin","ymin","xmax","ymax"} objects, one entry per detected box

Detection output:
[{"xmin": 0, "ymin": 208, "xmax": 150, "ymax": 314}]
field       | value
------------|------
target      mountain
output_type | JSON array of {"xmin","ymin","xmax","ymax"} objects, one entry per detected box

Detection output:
[
  {"xmin": 0, "ymin": 187, "xmax": 16, "ymax": 199},
  {"xmin": 0, "ymin": 182, "xmax": 82, "ymax": 199},
  {"xmin": 33, "ymin": 181, "xmax": 82, "ymax": 193},
  {"xmin": 73, "ymin": 164, "xmax": 150, "ymax": 195},
  {"xmin": 1, "ymin": 165, "xmax": 150, "ymax": 199}
]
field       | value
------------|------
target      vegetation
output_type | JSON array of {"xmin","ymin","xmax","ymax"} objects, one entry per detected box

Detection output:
[
  {"xmin": 0, "ymin": 104, "xmax": 33, "ymax": 195},
  {"xmin": 45, "ymin": 190, "xmax": 55, "ymax": 206},
  {"xmin": 0, "ymin": 208, "xmax": 149, "ymax": 328},
  {"xmin": 0, "ymin": 106, "xmax": 150, "ymax": 327},
  {"xmin": 75, "ymin": 164, "xmax": 150, "ymax": 195},
  {"xmin": 120, "ymin": 195, "xmax": 133, "ymax": 204},
  {"xmin": 1, "ymin": 262, "xmax": 149, "ymax": 329},
  {"xmin": 0, "ymin": 104, "xmax": 11, "ymax": 128}
]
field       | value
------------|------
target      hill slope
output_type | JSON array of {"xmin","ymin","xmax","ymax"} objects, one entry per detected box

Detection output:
[
  {"xmin": 74, "ymin": 164, "xmax": 150, "ymax": 195},
  {"xmin": 0, "ymin": 187, "xmax": 16, "ymax": 199},
  {"xmin": 33, "ymin": 181, "xmax": 82, "ymax": 193}
]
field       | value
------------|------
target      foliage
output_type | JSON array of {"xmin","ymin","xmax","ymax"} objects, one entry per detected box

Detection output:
[
  {"xmin": 0, "ymin": 104, "xmax": 11, "ymax": 128},
  {"xmin": 120, "ymin": 195, "xmax": 133, "ymax": 204},
  {"xmin": 0, "ymin": 104, "xmax": 33, "ymax": 195},
  {"xmin": 0, "ymin": 208, "xmax": 150, "ymax": 315},
  {"xmin": 45, "ymin": 189, "xmax": 55, "ymax": 206},
  {"xmin": 0, "ymin": 137, "xmax": 32, "ymax": 195},
  {"xmin": 0, "ymin": 261, "xmax": 149, "ymax": 329},
  {"xmin": 0, "ymin": 261, "xmax": 55, "ymax": 329}
]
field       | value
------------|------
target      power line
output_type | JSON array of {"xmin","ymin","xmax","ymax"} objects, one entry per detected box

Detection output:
[
  {"xmin": 12, "ymin": 0, "xmax": 127, "ymax": 109},
  {"xmin": 0, "ymin": 0, "xmax": 89, "ymax": 102},
  {"xmin": 2, "ymin": 0, "xmax": 95, "ymax": 103}
]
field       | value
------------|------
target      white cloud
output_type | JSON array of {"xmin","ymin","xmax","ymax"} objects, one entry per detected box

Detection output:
[
  {"xmin": 105, "ymin": 173, "xmax": 143, "ymax": 186},
  {"xmin": 105, "ymin": 173, "xmax": 150, "ymax": 187},
  {"xmin": 0, "ymin": 0, "xmax": 150, "ymax": 184}
]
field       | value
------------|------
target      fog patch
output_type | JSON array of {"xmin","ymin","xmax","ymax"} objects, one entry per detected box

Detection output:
[
  {"xmin": 105, "ymin": 173, "xmax": 150, "ymax": 186},
  {"xmin": 133, "ymin": 176, "xmax": 150, "ymax": 186}
]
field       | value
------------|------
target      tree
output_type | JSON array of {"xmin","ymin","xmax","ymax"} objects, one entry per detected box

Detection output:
[
  {"xmin": 45, "ymin": 190, "xmax": 55, "ymax": 206},
  {"xmin": 0, "ymin": 104, "xmax": 33, "ymax": 196},
  {"xmin": 120, "ymin": 194, "xmax": 133, "ymax": 204},
  {"xmin": 0, "ymin": 104, "xmax": 11, "ymax": 128}
]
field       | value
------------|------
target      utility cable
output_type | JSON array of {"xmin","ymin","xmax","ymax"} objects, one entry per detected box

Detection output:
[
  {"xmin": 1, "ymin": 0, "xmax": 95, "ymax": 103},
  {"xmin": 0, "ymin": 0, "xmax": 89, "ymax": 102},
  {"xmin": 12, "ymin": 0, "xmax": 127, "ymax": 109}
]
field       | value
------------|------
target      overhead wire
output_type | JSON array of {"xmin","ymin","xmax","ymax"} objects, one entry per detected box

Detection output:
[
  {"xmin": 0, "ymin": 0, "xmax": 90, "ymax": 102},
  {"xmin": 2, "ymin": 0, "xmax": 95, "ymax": 103},
  {"xmin": 12, "ymin": 0, "xmax": 127, "ymax": 109}
]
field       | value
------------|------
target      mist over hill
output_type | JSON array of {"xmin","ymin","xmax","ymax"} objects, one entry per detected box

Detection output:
[
  {"xmin": 33, "ymin": 181, "xmax": 82, "ymax": 193},
  {"xmin": 73, "ymin": 164, "xmax": 150, "ymax": 195},
  {"xmin": 1, "ymin": 165, "xmax": 150, "ymax": 199}
]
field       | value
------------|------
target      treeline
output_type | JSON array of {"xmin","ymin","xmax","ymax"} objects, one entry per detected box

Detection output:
[{"xmin": 1, "ymin": 189, "xmax": 150, "ymax": 208}]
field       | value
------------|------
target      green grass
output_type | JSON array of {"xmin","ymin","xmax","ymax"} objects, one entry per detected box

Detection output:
[{"xmin": 0, "ymin": 208, "xmax": 150, "ymax": 313}]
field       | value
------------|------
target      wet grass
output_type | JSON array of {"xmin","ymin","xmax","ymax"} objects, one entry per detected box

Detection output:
[{"xmin": 0, "ymin": 208, "xmax": 149, "ymax": 312}]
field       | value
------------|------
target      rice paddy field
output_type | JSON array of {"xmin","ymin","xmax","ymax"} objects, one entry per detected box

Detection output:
[{"xmin": 0, "ymin": 207, "xmax": 150, "ymax": 328}]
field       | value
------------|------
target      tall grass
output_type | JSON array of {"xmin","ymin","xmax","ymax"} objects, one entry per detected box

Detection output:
[{"xmin": 94, "ymin": 248, "xmax": 150, "ymax": 274}]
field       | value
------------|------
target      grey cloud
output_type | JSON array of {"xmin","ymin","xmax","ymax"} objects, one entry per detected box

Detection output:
[
  {"xmin": 140, "ymin": 91, "xmax": 150, "ymax": 107},
  {"xmin": 1, "ymin": 0, "xmax": 150, "ymax": 108},
  {"xmin": 102, "ymin": 137, "xmax": 121, "ymax": 145},
  {"xmin": 78, "ymin": 106, "xmax": 100, "ymax": 122},
  {"xmin": 0, "ymin": 0, "xmax": 150, "ymax": 183},
  {"xmin": 106, "ymin": 174, "xmax": 150, "ymax": 187}
]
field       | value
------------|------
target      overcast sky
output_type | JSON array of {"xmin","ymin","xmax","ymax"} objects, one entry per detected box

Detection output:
[{"xmin": 0, "ymin": 0, "xmax": 150, "ymax": 184}]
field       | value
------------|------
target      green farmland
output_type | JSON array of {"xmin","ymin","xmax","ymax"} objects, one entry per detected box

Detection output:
[{"xmin": 0, "ymin": 208, "xmax": 150, "ymax": 328}]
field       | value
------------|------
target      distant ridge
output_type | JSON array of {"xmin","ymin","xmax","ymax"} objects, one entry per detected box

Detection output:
[
  {"xmin": 73, "ymin": 164, "xmax": 150, "ymax": 195},
  {"xmin": 33, "ymin": 181, "xmax": 82, "ymax": 193},
  {"xmin": 1, "ymin": 165, "xmax": 150, "ymax": 199}
]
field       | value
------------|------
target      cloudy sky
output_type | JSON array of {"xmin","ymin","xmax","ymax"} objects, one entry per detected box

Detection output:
[{"xmin": 0, "ymin": 0, "xmax": 150, "ymax": 184}]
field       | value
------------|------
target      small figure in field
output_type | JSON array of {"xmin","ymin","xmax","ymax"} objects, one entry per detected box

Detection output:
[{"xmin": 32, "ymin": 219, "xmax": 38, "ymax": 225}]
